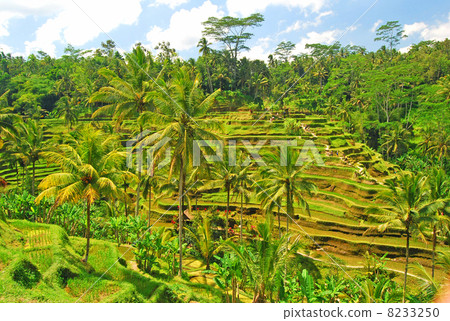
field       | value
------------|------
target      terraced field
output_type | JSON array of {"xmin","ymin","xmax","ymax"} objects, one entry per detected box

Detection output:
[
  {"xmin": 0, "ymin": 111, "xmax": 445, "ymax": 284},
  {"xmin": 148, "ymin": 111, "xmax": 445, "ymax": 281}
]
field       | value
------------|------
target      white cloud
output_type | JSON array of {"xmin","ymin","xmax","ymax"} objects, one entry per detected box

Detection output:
[
  {"xmin": 317, "ymin": 10, "xmax": 333, "ymax": 20},
  {"xmin": 226, "ymin": 0, "xmax": 325, "ymax": 17},
  {"xmin": 281, "ymin": 21, "xmax": 302, "ymax": 34},
  {"xmin": 0, "ymin": 11, "xmax": 25, "ymax": 38},
  {"xmin": 0, "ymin": 43, "xmax": 13, "ymax": 53},
  {"xmin": 294, "ymin": 29, "xmax": 341, "ymax": 53},
  {"xmin": 404, "ymin": 22, "xmax": 427, "ymax": 36},
  {"xmin": 146, "ymin": 1, "xmax": 223, "ymax": 52},
  {"xmin": 0, "ymin": 0, "xmax": 143, "ymax": 57},
  {"xmin": 150, "ymin": 0, "xmax": 190, "ymax": 9},
  {"xmin": 399, "ymin": 45, "xmax": 411, "ymax": 53},
  {"xmin": 420, "ymin": 13, "xmax": 450, "ymax": 41},
  {"xmin": 279, "ymin": 10, "xmax": 332, "ymax": 35},
  {"xmin": 370, "ymin": 19, "xmax": 382, "ymax": 33},
  {"xmin": 403, "ymin": 13, "xmax": 450, "ymax": 42},
  {"xmin": 242, "ymin": 37, "xmax": 272, "ymax": 60}
]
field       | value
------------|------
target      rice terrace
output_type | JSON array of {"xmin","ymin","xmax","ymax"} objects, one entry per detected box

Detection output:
[{"xmin": 0, "ymin": 4, "xmax": 449, "ymax": 306}]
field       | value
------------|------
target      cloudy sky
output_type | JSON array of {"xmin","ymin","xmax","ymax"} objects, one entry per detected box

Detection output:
[{"xmin": 0, "ymin": 0, "xmax": 449, "ymax": 59}]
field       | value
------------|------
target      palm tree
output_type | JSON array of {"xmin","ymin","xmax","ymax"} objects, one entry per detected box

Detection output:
[
  {"xmin": 256, "ymin": 148, "xmax": 316, "ymax": 234},
  {"xmin": 55, "ymin": 96, "xmax": 79, "ymax": 130},
  {"xmin": 420, "ymin": 168, "xmax": 449, "ymax": 279},
  {"xmin": 380, "ymin": 123, "xmax": 411, "ymax": 160},
  {"xmin": 435, "ymin": 75, "xmax": 450, "ymax": 100},
  {"xmin": 185, "ymin": 214, "xmax": 219, "ymax": 270},
  {"xmin": 427, "ymin": 131, "xmax": 449, "ymax": 161},
  {"xmin": 417, "ymin": 126, "xmax": 435, "ymax": 156},
  {"xmin": 313, "ymin": 64, "xmax": 328, "ymax": 89},
  {"xmin": 367, "ymin": 172, "xmax": 435, "ymax": 302},
  {"xmin": 90, "ymin": 45, "xmax": 161, "ymax": 218},
  {"xmin": 212, "ymin": 66, "xmax": 231, "ymax": 91},
  {"xmin": 225, "ymin": 217, "xmax": 299, "ymax": 302},
  {"xmin": 90, "ymin": 45, "xmax": 156, "ymax": 129},
  {"xmin": 205, "ymin": 158, "xmax": 239, "ymax": 239},
  {"xmin": 141, "ymin": 170, "xmax": 164, "ymax": 227},
  {"xmin": 14, "ymin": 119, "xmax": 46, "ymax": 196},
  {"xmin": 336, "ymin": 102, "xmax": 353, "ymax": 132},
  {"xmin": 251, "ymin": 73, "xmax": 269, "ymax": 99},
  {"xmin": 197, "ymin": 37, "xmax": 214, "ymax": 93},
  {"xmin": 233, "ymin": 163, "xmax": 253, "ymax": 241},
  {"xmin": 137, "ymin": 66, "xmax": 221, "ymax": 276},
  {"xmin": 323, "ymin": 97, "xmax": 337, "ymax": 121},
  {"xmin": 0, "ymin": 90, "xmax": 20, "ymax": 143},
  {"xmin": 35, "ymin": 126, "xmax": 129, "ymax": 262}
]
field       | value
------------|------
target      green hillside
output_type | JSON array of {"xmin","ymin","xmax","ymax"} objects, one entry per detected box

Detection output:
[{"xmin": 0, "ymin": 219, "xmax": 222, "ymax": 303}]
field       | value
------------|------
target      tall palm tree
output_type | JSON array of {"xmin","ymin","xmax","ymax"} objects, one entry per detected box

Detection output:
[
  {"xmin": 141, "ymin": 169, "xmax": 165, "ymax": 227},
  {"xmin": 205, "ymin": 158, "xmax": 240, "ymax": 239},
  {"xmin": 336, "ymin": 102, "xmax": 353, "ymax": 132},
  {"xmin": 35, "ymin": 126, "xmax": 129, "ymax": 262},
  {"xmin": 420, "ymin": 168, "xmax": 449, "ymax": 279},
  {"xmin": 90, "ymin": 45, "xmax": 156, "ymax": 128},
  {"xmin": 367, "ymin": 172, "xmax": 435, "ymax": 302},
  {"xmin": 90, "ymin": 45, "xmax": 161, "ymax": 218},
  {"xmin": 427, "ymin": 131, "xmax": 449, "ymax": 162},
  {"xmin": 14, "ymin": 119, "xmax": 46, "ymax": 196},
  {"xmin": 233, "ymin": 162, "xmax": 253, "ymax": 241},
  {"xmin": 138, "ymin": 66, "xmax": 221, "ymax": 276},
  {"xmin": 380, "ymin": 123, "xmax": 411, "ymax": 160},
  {"xmin": 0, "ymin": 90, "xmax": 20, "ymax": 144},
  {"xmin": 256, "ymin": 148, "xmax": 316, "ymax": 234},
  {"xmin": 313, "ymin": 64, "xmax": 328, "ymax": 89},
  {"xmin": 55, "ymin": 96, "xmax": 79, "ymax": 130},
  {"xmin": 323, "ymin": 97, "xmax": 337, "ymax": 121},
  {"xmin": 197, "ymin": 37, "xmax": 214, "ymax": 93},
  {"xmin": 417, "ymin": 126, "xmax": 435, "ymax": 156}
]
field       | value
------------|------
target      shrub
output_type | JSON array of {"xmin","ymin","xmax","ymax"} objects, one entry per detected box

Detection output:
[
  {"xmin": 11, "ymin": 259, "xmax": 41, "ymax": 288},
  {"xmin": 150, "ymin": 284, "xmax": 180, "ymax": 303},
  {"xmin": 330, "ymin": 138, "xmax": 348, "ymax": 148},
  {"xmin": 43, "ymin": 263, "xmax": 78, "ymax": 288},
  {"xmin": 284, "ymin": 119, "xmax": 304, "ymax": 135}
]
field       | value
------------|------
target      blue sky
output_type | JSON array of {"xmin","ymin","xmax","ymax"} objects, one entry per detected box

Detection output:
[{"xmin": 0, "ymin": 0, "xmax": 449, "ymax": 60}]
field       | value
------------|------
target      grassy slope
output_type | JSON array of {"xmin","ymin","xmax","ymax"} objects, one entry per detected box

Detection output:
[{"xmin": 0, "ymin": 219, "xmax": 222, "ymax": 303}]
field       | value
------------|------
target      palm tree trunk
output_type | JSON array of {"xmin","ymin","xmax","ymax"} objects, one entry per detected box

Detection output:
[
  {"xmin": 178, "ymin": 157, "xmax": 185, "ymax": 277},
  {"xmin": 147, "ymin": 187, "xmax": 152, "ymax": 228},
  {"xmin": 240, "ymin": 185, "xmax": 243, "ymax": 242},
  {"xmin": 206, "ymin": 65, "xmax": 213, "ymax": 93},
  {"xmin": 278, "ymin": 206, "xmax": 281, "ymax": 238},
  {"xmin": 84, "ymin": 201, "xmax": 91, "ymax": 262},
  {"xmin": 432, "ymin": 223, "xmax": 437, "ymax": 280},
  {"xmin": 286, "ymin": 199, "xmax": 290, "ymax": 234},
  {"xmin": 21, "ymin": 165, "xmax": 24, "ymax": 193},
  {"xmin": 31, "ymin": 160, "xmax": 36, "ymax": 196},
  {"xmin": 226, "ymin": 186, "xmax": 230, "ymax": 239},
  {"xmin": 403, "ymin": 223, "xmax": 410, "ymax": 303},
  {"xmin": 232, "ymin": 276, "xmax": 237, "ymax": 303},
  {"xmin": 135, "ymin": 169, "xmax": 141, "ymax": 217},
  {"xmin": 124, "ymin": 185, "xmax": 128, "ymax": 217},
  {"xmin": 286, "ymin": 185, "xmax": 291, "ymax": 234}
]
